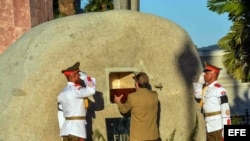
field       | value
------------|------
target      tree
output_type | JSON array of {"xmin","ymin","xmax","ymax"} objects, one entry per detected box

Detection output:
[
  {"xmin": 58, "ymin": 0, "xmax": 76, "ymax": 16},
  {"xmin": 84, "ymin": 0, "xmax": 114, "ymax": 12},
  {"xmin": 207, "ymin": 0, "xmax": 250, "ymax": 82}
]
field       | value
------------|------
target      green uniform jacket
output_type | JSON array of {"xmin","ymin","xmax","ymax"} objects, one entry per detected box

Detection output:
[{"xmin": 117, "ymin": 88, "xmax": 159, "ymax": 141}]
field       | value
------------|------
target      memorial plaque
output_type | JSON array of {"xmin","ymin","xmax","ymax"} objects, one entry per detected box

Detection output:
[{"xmin": 105, "ymin": 117, "xmax": 130, "ymax": 141}]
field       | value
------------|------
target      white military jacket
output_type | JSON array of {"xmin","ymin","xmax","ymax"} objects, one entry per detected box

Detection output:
[
  {"xmin": 58, "ymin": 81, "xmax": 95, "ymax": 138},
  {"xmin": 193, "ymin": 81, "xmax": 231, "ymax": 133}
]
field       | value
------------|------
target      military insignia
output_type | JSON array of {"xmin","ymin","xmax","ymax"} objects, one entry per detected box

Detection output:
[
  {"xmin": 221, "ymin": 91, "xmax": 227, "ymax": 95},
  {"xmin": 226, "ymin": 110, "xmax": 230, "ymax": 115},
  {"xmin": 214, "ymin": 83, "xmax": 221, "ymax": 87}
]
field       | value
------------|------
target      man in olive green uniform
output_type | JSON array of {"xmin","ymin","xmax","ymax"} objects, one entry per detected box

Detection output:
[{"xmin": 114, "ymin": 72, "xmax": 159, "ymax": 141}]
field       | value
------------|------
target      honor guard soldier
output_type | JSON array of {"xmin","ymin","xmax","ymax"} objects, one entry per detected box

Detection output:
[
  {"xmin": 193, "ymin": 62, "xmax": 231, "ymax": 141},
  {"xmin": 58, "ymin": 62, "xmax": 96, "ymax": 141}
]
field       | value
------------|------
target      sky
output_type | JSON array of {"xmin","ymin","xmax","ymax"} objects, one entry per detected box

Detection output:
[
  {"xmin": 140, "ymin": 0, "xmax": 232, "ymax": 48},
  {"xmin": 80, "ymin": 0, "xmax": 232, "ymax": 48}
]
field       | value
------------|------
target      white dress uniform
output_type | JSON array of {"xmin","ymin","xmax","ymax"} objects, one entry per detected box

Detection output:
[
  {"xmin": 58, "ymin": 81, "xmax": 95, "ymax": 138},
  {"xmin": 193, "ymin": 81, "xmax": 231, "ymax": 133}
]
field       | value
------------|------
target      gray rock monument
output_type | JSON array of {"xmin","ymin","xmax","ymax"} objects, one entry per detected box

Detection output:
[{"xmin": 0, "ymin": 10, "xmax": 205, "ymax": 141}]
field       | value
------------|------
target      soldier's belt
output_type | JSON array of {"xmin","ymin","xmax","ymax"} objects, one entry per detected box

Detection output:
[
  {"xmin": 205, "ymin": 111, "xmax": 221, "ymax": 117},
  {"xmin": 65, "ymin": 116, "xmax": 86, "ymax": 120}
]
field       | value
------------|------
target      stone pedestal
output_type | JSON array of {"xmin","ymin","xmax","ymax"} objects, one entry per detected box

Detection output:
[{"xmin": 0, "ymin": 10, "xmax": 205, "ymax": 141}]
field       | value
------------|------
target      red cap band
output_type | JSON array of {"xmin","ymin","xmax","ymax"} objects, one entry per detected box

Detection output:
[
  {"xmin": 63, "ymin": 70, "xmax": 78, "ymax": 76},
  {"xmin": 205, "ymin": 65, "xmax": 220, "ymax": 73}
]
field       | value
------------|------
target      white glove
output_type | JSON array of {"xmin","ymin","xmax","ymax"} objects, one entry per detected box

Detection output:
[
  {"xmin": 91, "ymin": 77, "xmax": 96, "ymax": 85},
  {"xmin": 198, "ymin": 73, "xmax": 205, "ymax": 84},
  {"xmin": 79, "ymin": 71, "xmax": 87, "ymax": 80},
  {"xmin": 79, "ymin": 72, "xmax": 96, "ymax": 86},
  {"xmin": 85, "ymin": 77, "xmax": 96, "ymax": 86}
]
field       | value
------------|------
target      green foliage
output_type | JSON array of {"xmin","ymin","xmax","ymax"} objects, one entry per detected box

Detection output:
[
  {"xmin": 207, "ymin": 0, "xmax": 250, "ymax": 82},
  {"xmin": 231, "ymin": 115, "xmax": 243, "ymax": 125},
  {"xmin": 207, "ymin": 0, "xmax": 245, "ymax": 16},
  {"xmin": 187, "ymin": 113, "xmax": 199, "ymax": 141},
  {"xmin": 92, "ymin": 129, "xmax": 106, "ymax": 141},
  {"xmin": 84, "ymin": 0, "xmax": 114, "ymax": 12},
  {"xmin": 53, "ymin": 0, "xmax": 60, "ymax": 18}
]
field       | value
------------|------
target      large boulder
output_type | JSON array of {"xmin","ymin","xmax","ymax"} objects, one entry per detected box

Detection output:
[{"xmin": 0, "ymin": 10, "xmax": 205, "ymax": 141}]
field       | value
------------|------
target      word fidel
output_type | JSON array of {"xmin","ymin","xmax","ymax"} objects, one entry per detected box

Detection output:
[
  {"xmin": 224, "ymin": 125, "xmax": 249, "ymax": 141},
  {"xmin": 113, "ymin": 134, "xmax": 129, "ymax": 141}
]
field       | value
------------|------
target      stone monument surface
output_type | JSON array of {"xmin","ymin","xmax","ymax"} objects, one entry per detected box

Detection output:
[{"xmin": 0, "ymin": 10, "xmax": 205, "ymax": 141}]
